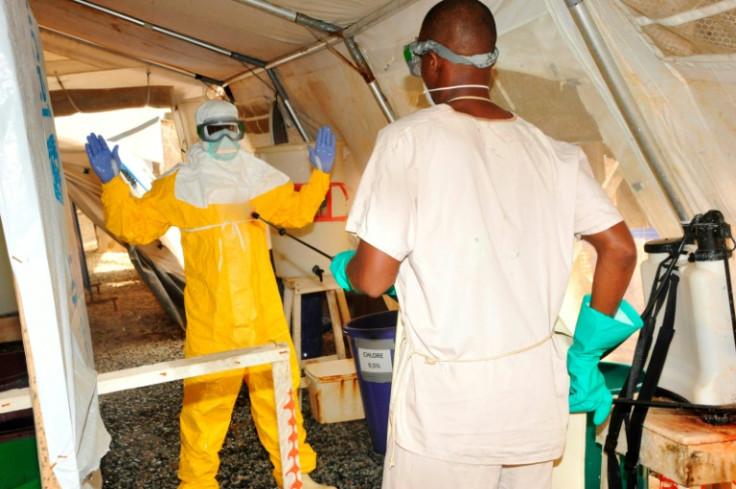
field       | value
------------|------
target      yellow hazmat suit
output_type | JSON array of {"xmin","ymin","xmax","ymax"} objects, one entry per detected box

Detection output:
[{"xmin": 100, "ymin": 147, "xmax": 330, "ymax": 488}]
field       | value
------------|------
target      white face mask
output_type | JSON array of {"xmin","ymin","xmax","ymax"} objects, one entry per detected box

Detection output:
[{"xmin": 422, "ymin": 84, "xmax": 490, "ymax": 106}]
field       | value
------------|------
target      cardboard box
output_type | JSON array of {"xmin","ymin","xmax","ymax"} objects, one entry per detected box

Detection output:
[{"xmin": 304, "ymin": 358, "xmax": 365, "ymax": 424}]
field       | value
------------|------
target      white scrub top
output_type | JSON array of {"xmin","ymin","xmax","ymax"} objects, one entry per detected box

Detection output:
[{"xmin": 346, "ymin": 104, "xmax": 622, "ymax": 465}]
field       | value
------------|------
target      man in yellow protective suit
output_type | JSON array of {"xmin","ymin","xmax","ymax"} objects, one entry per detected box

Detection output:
[{"xmin": 85, "ymin": 99, "xmax": 338, "ymax": 489}]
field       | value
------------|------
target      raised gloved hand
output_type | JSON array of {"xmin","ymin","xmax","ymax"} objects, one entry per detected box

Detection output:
[
  {"xmin": 330, "ymin": 249, "xmax": 397, "ymax": 297},
  {"xmin": 308, "ymin": 126, "xmax": 336, "ymax": 173},
  {"xmin": 568, "ymin": 295, "xmax": 643, "ymax": 425},
  {"xmin": 85, "ymin": 133, "xmax": 121, "ymax": 184}
]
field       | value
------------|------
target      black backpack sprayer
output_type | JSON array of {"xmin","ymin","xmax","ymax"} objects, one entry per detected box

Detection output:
[{"xmin": 604, "ymin": 209, "xmax": 736, "ymax": 489}]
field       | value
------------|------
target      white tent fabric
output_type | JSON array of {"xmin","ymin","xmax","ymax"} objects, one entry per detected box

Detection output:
[
  {"xmin": 0, "ymin": 0, "xmax": 111, "ymax": 486},
  {"xmin": 585, "ymin": 0, "xmax": 736, "ymax": 225}
]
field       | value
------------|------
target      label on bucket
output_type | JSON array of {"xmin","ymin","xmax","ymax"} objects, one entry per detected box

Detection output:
[{"xmin": 358, "ymin": 348, "xmax": 392, "ymax": 374}]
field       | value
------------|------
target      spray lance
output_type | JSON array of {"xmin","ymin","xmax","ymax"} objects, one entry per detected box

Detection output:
[{"xmin": 252, "ymin": 212, "xmax": 333, "ymax": 281}]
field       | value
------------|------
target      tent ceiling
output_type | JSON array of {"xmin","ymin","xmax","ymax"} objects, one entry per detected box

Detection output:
[{"xmin": 30, "ymin": 0, "xmax": 399, "ymax": 106}]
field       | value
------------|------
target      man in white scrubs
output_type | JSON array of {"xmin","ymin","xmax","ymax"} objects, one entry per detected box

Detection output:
[{"xmin": 329, "ymin": 1, "xmax": 639, "ymax": 488}]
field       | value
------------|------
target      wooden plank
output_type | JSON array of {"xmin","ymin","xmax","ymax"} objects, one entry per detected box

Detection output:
[
  {"xmin": 0, "ymin": 314, "xmax": 21, "ymax": 343},
  {"xmin": 639, "ymin": 408, "xmax": 736, "ymax": 487},
  {"xmin": 273, "ymin": 358, "xmax": 302, "ymax": 489},
  {"xmin": 51, "ymin": 86, "xmax": 174, "ymax": 116},
  {"xmin": 97, "ymin": 343, "xmax": 290, "ymax": 395},
  {"xmin": 336, "ymin": 289, "xmax": 351, "ymax": 323},
  {"xmin": 383, "ymin": 295, "xmax": 399, "ymax": 312},
  {"xmin": 17, "ymin": 303, "xmax": 62, "ymax": 489},
  {"xmin": 1, "ymin": 343, "xmax": 292, "ymax": 414},
  {"xmin": 325, "ymin": 290, "xmax": 346, "ymax": 359},
  {"xmin": 283, "ymin": 276, "xmax": 342, "ymax": 295},
  {"xmin": 0, "ymin": 387, "xmax": 31, "ymax": 413},
  {"xmin": 292, "ymin": 289, "xmax": 303, "ymax": 368}
]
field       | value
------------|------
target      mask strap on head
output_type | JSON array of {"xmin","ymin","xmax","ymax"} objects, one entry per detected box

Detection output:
[
  {"xmin": 423, "ymin": 41, "xmax": 499, "ymax": 69},
  {"xmin": 404, "ymin": 39, "xmax": 499, "ymax": 77}
]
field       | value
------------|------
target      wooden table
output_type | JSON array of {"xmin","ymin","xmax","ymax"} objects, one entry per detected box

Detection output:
[
  {"xmin": 639, "ymin": 409, "xmax": 736, "ymax": 489},
  {"xmin": 633, "ymin": 408, "xmax": 736, "ymax": 488}
]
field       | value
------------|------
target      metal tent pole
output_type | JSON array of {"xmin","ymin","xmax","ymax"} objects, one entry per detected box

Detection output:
[
  {"xmin": 68, "ymin": 0, "xmax": 262, "ymax": 65},
  {"xmin": 345, "ymin": 38, "xmax": 396, "ymax": 122},
  {"xmin": 64, "ymin": 0, "xmax": 313, "ymax": 140},
  {"xmin": 40, "ymin": 26, "xmax": 226, "ymax": 87},
  {"xmin": 267, "ymin": 69, "xmax": 310, "ymax": 141},
  {"xmin": 231, "ymin": 0, "xmax": 398, "ymax": 122},
  {"xmin": 566, "ymin": 0, "xmax": 690, "ymax": 221},
  {"xmin": 223, "ymin": 0, "xmax": 422, "ymax": 86},
  {"xmin": 230, "ymin": 0, "xmax": 342, "ymax": 33}
]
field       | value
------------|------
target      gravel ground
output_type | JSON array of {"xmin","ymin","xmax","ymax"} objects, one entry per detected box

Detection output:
[{"xmin": 86, "ymin": 249, "xmax": 384, "ymax": 489}]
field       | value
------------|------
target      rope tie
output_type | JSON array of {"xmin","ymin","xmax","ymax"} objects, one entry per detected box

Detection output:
[
  {"xmin": 180, "ymin": 219, "xmax": 254, "ymax": 270},
  {"xmin": 55, "ymin": 73, "xmax": 82, "ymax": 113},
  {"xmin": 387, "ymin": 325, "xmax": 555, "ymax": 467},
  {"xmin": 446, "ymin": 95, "xmax": 493, "ymax": 104}
]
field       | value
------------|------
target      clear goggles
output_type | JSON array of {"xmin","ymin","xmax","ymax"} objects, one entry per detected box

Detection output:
[
  {"xmin": 196, "ymin": 120, "xmax": 246, "ymax": 142},
  {"xmin": 403, "ymin": 39, "xmax": 499, "ymax": 77}
]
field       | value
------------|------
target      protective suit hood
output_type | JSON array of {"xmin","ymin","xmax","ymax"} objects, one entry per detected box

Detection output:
[{"xmin": 173, "ymin": 143, "xmax": 289, "ymax": 208}]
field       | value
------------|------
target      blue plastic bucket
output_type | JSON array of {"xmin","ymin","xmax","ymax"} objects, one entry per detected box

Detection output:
[{"xmin": 343, "ymin": 310, "xmax": 397, "ymax": 453}]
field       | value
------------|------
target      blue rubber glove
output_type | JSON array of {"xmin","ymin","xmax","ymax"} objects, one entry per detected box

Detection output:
[
  {"xmin": 85, "ymin": 133, "xmax": 121, "ymax": 184},
  {"xmin": 308, "ymin": 126, "xmax": 336, "ymax": 173},
  {"xmin": 568, "ymin": 295, "xmax": 643, "ymax": 425}
]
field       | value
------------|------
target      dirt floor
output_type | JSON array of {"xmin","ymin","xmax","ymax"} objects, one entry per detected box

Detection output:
[{"xmin": 85, "ymin": 248, "xmax": 186, "ymax": 367}]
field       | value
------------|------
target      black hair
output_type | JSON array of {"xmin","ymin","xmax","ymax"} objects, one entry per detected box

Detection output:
[{"xmin": 420, "ymin": 0, "xmax": 497, "ymax": 54}]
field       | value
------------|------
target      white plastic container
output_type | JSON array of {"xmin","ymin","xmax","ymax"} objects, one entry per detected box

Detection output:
[
  {"xmin": 686, "ymin": 260, "xmax": 736, "ymax": 405},
  {"xmin": 255, "ymin": 142, "xmax": 352, "ymax": 279},
  {"xmin": 304, "ymin": 358, "xmax": 365, "ymax": 424},
  {"xmin": 641, "ymin": 241, "xmax": 736, "ymax": 406}
]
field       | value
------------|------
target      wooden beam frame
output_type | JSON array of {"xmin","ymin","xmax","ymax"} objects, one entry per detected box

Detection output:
[{"xmin": 0, "ymin": 342, "xmax": 303, "ymax": 489}]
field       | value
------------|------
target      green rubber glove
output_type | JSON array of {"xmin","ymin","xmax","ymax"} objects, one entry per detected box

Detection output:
[
  {"xmin": 568, "ymin": 294, "xmax": 643, "ymax": 425},
  {"xmin": 329, "ymin": 249, "xmax": 397, "ymax": 297},
  {"xmin": 330, "ymin": 250, "xmax": 356, "ymax": 292}
]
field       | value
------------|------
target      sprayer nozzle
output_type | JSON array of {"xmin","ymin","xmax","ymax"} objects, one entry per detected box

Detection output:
[{"xmin": 312, "ymin": 265, "xmax": 325, "ymax": 282}]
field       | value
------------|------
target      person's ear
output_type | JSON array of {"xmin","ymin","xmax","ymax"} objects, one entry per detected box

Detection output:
[
  {"xmin": 421, "ymin": 51, "xmax": 440, "ymax": 84},
  {"xmin": 425, "ymin": 50, "xmax": 440, "ymax": 72}
]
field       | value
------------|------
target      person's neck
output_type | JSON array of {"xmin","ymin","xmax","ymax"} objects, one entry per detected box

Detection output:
[
  {"xmin": 432, "ymin": 79, "xmax": 513, "ymax": 121},
  {"xmin": 445, "ymin": 97, "xmax": 513, "ymax": 121}
]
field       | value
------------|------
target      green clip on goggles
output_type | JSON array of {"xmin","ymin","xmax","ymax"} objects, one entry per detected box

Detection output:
[
  {"xmin": 197, "ymin": 119, "xmax": 246, "ymax": 142},
  {"xmin": 403, "ymin": 39, "xmax": 499, "ymax": 77}
]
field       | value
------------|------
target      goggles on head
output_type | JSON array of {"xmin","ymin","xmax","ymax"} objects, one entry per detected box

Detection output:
[
  {"xmin": 403, "ymin": 39, "xmax": 499, "ymax": 77},
  {"xmin": 196, "ymin": 119, "xmax": 246, "ymax": 142}
]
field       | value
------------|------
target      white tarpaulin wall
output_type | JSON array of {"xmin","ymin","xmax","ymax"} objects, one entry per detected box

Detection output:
[
  {"xmin": 559, "ymin": 0, "xmax": 736, "ymax": 230},
  {"xmin": 0, "ymin": 0, "xmax": 110, "ymax": 487}
]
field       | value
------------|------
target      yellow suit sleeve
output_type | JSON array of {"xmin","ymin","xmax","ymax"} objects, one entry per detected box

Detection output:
[
  {"xmin": 251, "ymin": 169, "xmax": 330, "ymax": 229},
  {"xmin": 101, "ymin": 174, "xmax": 173, "ymax": 245}
]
